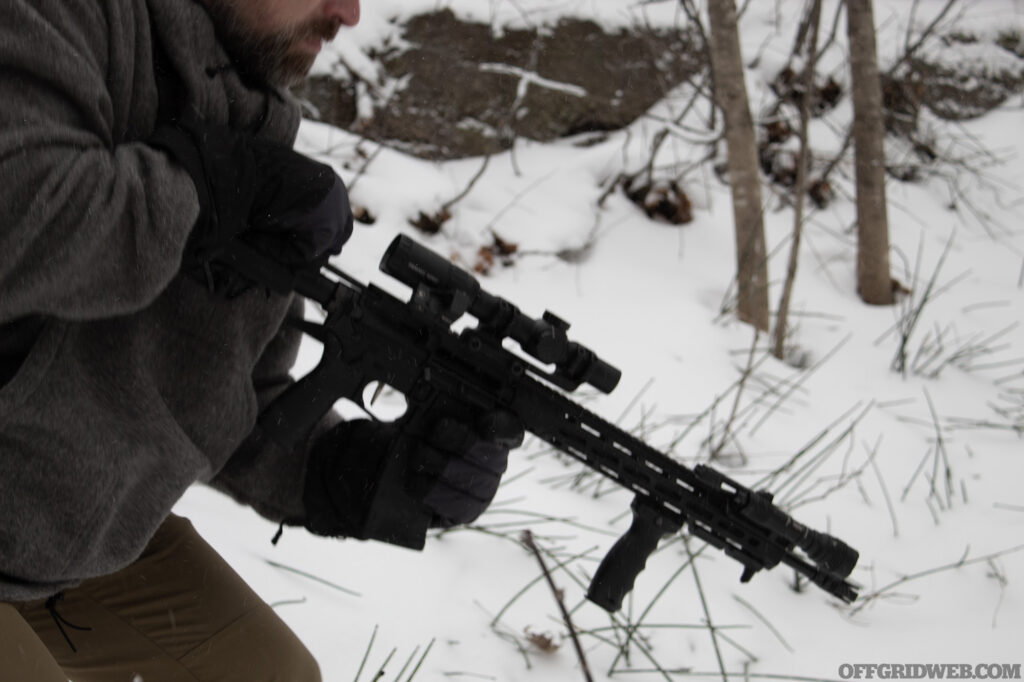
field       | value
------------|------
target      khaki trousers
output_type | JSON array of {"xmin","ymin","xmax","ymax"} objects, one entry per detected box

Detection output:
[{"xmin": 0, "ymin": 515, "xmax": 320, "ymax": 682}]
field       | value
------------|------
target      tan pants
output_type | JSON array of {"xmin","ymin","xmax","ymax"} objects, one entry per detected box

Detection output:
[{"xmin": 0, "ymin": 515, "xmax": 320, "ymax": 682}]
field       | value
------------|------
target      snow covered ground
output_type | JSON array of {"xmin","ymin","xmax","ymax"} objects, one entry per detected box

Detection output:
[{"xmin": 174, "ymin": 1, "xmax": 1024, "ymax": 680}]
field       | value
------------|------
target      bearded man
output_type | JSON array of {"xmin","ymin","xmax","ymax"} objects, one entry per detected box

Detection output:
[{"xmin": 0, "ymin": 1, "xmax": 521, "ymax": 679}]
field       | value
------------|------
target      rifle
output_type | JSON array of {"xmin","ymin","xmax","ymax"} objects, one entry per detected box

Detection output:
[{"xmin": 225, "ymin": 235, "xmax": 859, "ymax": 611}]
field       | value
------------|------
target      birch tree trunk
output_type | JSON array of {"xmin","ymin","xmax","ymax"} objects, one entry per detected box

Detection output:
[
  {"xmin": 707, "ymin": 0, "xmax": 771, "ymax": 332},
  {"xmin": 847, "ymin": 0, "xmax": 894, "ymax": 305}
]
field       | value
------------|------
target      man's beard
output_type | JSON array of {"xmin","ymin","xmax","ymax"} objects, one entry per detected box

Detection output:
[{"xmin": 205, "ymin": 1, "xmax": 339, "ymax": 88}]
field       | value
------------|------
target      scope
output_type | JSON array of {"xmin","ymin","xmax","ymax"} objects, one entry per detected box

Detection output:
[{"xmin": 380, "ymin": 235, "xmax": 622, "ymax": 394}]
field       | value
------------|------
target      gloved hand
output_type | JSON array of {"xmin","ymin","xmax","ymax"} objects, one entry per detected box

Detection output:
[
  {"xmin": 149, "ymin": 114, "xmax": 353, "ymax": 292},
  {"xmin": 303, "ymin": 410, "xmax": 525, "ymax": 541}
]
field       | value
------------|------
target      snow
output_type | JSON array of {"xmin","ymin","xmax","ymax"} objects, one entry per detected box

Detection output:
[{"xmin": 174, "ymin": 1, "xmax": 1024, "ymax": 680}]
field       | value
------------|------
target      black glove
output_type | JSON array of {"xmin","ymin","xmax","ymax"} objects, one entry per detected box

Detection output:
[
  {"xmin": 303, "ymin": 410, "xmax": 525, "ymax": 541},
  {"xmin": 150, "ymin": 114, "xmax": 353, "ymax": 291}
]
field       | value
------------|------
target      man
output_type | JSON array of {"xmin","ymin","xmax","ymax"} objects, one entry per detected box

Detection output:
[{"xmin": 0, "ymin": 0, "xmax": 522, "ymax": 680}]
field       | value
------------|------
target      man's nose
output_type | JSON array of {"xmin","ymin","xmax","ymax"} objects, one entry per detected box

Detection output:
[{"xmin": 322, "ymin": 0, "xmax": 360, "ymax": 27}]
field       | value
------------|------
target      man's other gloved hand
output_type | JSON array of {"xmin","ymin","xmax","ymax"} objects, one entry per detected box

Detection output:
[
  {"xmin": 303, "ymin": 410, "xmax": 525, "ymax": 541},
  {"xmin": 150, "ymin": 115, "xmax": 353, "ymax": 290},
  {"xmin": 416, "ymin": 412, "xmax": 525, "ymax": 528}
]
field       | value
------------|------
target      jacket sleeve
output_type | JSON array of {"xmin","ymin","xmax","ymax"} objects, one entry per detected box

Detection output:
[
  {"xmin": 0, "ymin": 0, "xmax": 198, "ymax": 323},
  {"xmin": 208, "ymin": 297, "xmax": 342, "ymax": 524}
]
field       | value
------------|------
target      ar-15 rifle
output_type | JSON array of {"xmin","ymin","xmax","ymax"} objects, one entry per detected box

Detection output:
[{"xmin": 225, "ymin": 235, "xmax": 859, "ymax": 611}]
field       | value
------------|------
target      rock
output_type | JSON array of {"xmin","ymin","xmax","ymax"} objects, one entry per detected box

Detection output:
[{"xmin": 294, "ymin": 10, "xmax": 701, "ymax": 160}]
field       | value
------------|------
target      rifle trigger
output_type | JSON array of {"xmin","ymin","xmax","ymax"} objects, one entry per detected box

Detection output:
[
  {"xmin": 740, "ymin": 566, "xmax": 757, "ymax": 583},
  {"xmin": 287, "ymin": 316, "xmax": 331, "ymax": 343},
  {"xmin": 370, "ymin": 381, "xmax": 386, "ymax": 406}
]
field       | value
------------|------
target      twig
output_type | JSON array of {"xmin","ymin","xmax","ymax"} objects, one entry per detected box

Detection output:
[
  {"xmin": 772, "ymin": 402, "xmax": 874, "ymax": 507},
  {"xmin": 882, "ymin": 233, "xmax": 964, "ymax": 377},
  {"xmin": 475, "ymin": 601, "xmax": 534, "ymax": 670},
  {"xmin": 608, "ymin": 540, "xmax": 708, "ymax": 674},
  {"xmin": 851, "ymin": 543, "xmax": 1024, "ymax": 615},
  {"xmin": 268, "ymin": 596, "xmax": 308, "ymax": 609},
  {"xmin": 900, "ymin": 448, "xmax": 931, "ymax": 502},
  {"xmin": 623, "ymin": 672, "xmax": 842, "ymax": 682},
  {"xmin": 774, "ymin": 0, "xmax": 822, "ymax": 362},
  {"xmin": 750, "ymin": 335, "xmax": 852, "ymax": 434},
  {"xmin": 732, "ymin": 595, "xmax": 794, "ymax": 653},
  {"xmin": 403, "ymin": 639, "xmax": 435, "ymax": 682},
  {"xmin": 684, "ymin": 537, "xmax": 729, "ymax": 682},
  {"xmin": 354, "ymin": 625, "xmax": 379, "ymax": 682},
  {"xmin": 440, "ymin": 155, "xmax": 492, "ymax": 214},
  {"xmin": 754, "ymin": 401, "xmax": 866, "ymax": 491},
  {"xmin": 922, "ymin": 388, "xmax": 954, "ymax": 512},
  {"xmin": 371, "ymin": 647, "xmax": 398, "ymax": 681},
  {"xmin": 521, "ymin": 531, "xmax": 595, "ymax": 682},
  {"xmin": 711, "ymin": 328, "xmax": 760, "ymax": 462},
  {"xmin": 265, "ymin": 559, "xmax": 361, "ymax": 597},
  {"xmin": 345, "ymin": 142, "xmax": 385, "ymax": 193},
  {"xmin": 986, "ymin": 558, "xmax": 1008, "ymax": 628},
  {"xmin": 489, "ymin": 544, "xmax": 597, "ymax": 627},
  {"xmin": 889, "ymin": 0, "xmax": 961, "ymax": 76},
  {"xmin": 868, "ymin": 436, "xmax": 899, "ymax": 537},
  {"xmin": 393, "ymin": 645, "xmax": 420, "ymax": 682}
]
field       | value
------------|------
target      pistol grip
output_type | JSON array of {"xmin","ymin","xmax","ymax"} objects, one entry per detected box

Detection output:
[{"xmin": 587, "ymin": 499, "xmax": 682, "ymax": 612}]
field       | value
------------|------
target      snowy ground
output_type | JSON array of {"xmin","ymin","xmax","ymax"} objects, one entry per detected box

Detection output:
[{"xmin": 174, "ymin": 2, "xmax": 1024, "ymax": 680}]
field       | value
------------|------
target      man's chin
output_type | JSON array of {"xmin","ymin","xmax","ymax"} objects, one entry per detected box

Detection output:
[
  {"xmin": 220, "ymin": 39, "xmax": 317, "ymax": 89},
  {"xmin": 268, "ymin": 52, "xmax": 317, "ymax": 89}
]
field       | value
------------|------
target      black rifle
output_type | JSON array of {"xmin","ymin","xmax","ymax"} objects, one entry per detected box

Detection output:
[{"xmin": 225, "ymin": 235, "xmax": 859, "ymax": 611}]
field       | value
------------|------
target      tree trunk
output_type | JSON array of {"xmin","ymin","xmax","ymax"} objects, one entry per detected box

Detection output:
[
  {"xmin": 707, "ymin": 0, "xmax": 771, "ymax": 332},
  {"xmin": 847, "ymin": 0, "xmax": 894, "ymax": 305}
]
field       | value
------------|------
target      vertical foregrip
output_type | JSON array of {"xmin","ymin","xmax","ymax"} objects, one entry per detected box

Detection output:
[{"xmin": 586, "ymin": 499, "xmax": 683, "ymax": 612}]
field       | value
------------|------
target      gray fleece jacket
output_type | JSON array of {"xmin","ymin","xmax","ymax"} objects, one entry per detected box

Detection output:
[{"xmin": 0, "ymin": 0, "xmax": 323, "ymax": 601}]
